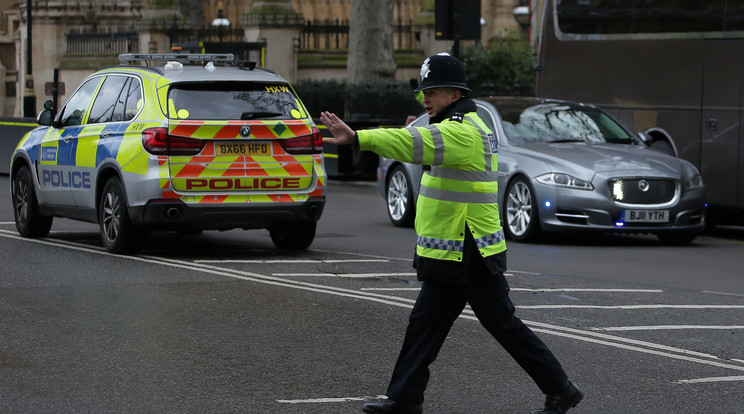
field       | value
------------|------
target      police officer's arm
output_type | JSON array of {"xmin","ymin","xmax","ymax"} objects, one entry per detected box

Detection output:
[
  {"xmin": 320, "ymin": 110, "xmax": 416, "ymax": 160},
  {"xmin": 320, "ymin": 111, "xmax": 357, "ymax": 146},
  {"xmin": 321, "ymin": 110, "xmax": 481, "ymax": 168},
  {"xmin": 358, "ymin": 121, "xmax": 481, "ymax": 168}
]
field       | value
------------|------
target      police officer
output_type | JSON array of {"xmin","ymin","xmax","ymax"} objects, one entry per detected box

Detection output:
[{"xmin": 321, "ymin": 53, "xmax": 583, "ymax": 414}]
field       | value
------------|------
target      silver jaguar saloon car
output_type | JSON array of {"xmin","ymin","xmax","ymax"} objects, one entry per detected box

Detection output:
[{"xmin": 377, "ymin": 97, "xmax": 706, "ymax": 245}]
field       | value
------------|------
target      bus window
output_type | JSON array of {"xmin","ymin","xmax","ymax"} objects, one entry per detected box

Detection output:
[{"xmin": 556, "ymin": 0, "xmax": 738, "ymax": 35}]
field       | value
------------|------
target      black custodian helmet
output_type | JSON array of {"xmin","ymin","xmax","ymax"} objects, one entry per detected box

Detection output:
[{"xmin": 414, "ymin": 52, "xmax": 471, "ymax": 93}]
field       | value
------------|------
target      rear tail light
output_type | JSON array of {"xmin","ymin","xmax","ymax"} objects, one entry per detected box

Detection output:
[
  {"xmin": 142, "ymin": 127, "xmax": 206, "ymax": 156},
  {"xmin": 278, "ymin": 127, "xmax": 324, "ymax": 155}
]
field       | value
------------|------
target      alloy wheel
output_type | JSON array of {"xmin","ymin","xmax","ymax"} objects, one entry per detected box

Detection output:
[
  {"xmin": 387, "ymin": 170, "xmax": 409, "ymax": 222},
  {"xmin": 14, "ymin": 176, "xmax": 29, "ymax": 228},
  {"xmin": 101, "ymin": 188, "xmax": 121, "ymax": 244},
  {"xmin": 506, "ymin": 181, "xmax": 532, "ymax": 237}
]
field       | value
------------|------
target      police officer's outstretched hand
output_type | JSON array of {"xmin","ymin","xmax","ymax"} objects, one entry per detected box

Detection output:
[{"xmin": 320, "ymin": 111, "xmax": 356, "ymax": 145}]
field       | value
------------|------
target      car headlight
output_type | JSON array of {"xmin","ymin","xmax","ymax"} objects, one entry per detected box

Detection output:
[
  {"xmin": 686, "ymin": 173, "xmax": 704, "ymax": 190},
  {"xmin": 681, "ymin": 163, "xmax": 704, "ymax": 190},
  {"xmin": 536, "ymin": 173, "xmax": 594, "ymax": 190}
]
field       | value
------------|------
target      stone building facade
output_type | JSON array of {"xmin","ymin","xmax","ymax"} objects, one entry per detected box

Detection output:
[{"xmin": 1, "ymin": 0, "xmax": 534, "ymax": 117}]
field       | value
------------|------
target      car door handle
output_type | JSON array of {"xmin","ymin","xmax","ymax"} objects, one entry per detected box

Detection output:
[{"xmin": 101, "ymin": 129, "xmax": 114, "ymax": 139}]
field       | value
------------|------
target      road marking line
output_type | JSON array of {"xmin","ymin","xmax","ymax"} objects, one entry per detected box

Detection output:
[
  {"xmin": 362, "ymin": 288, "xmax": 421, "ymax": 291},
  {"xmin": 311, "ymin": 248, "xmax": 411, "ymax": 262},
  {"xmin": 273, "ymin": 272, "xmax": 417, "ymax": 278},
  {"xmin": 507, "ymin": 270, "xmax": 542, "ymax": 275},
  {"xmin": 465, "ymin": 313, "xmax": 724, "ymax": 361},
  {"xmin": 514, "ymin": 288, "xmax": 663, "ymax": 292},
  {"xmin": 703, "ymin": 291, "xmax": 744, "ymax": 298},
  {"xmin": 675, "ymin": 376, "xmax": 744, "ymax": 384},
  {"xmin": 277, "ymin": 395, "xmax": 386, "ymax": 404},
  {"xmin": 521, "ymin": 304, "xmax": 744, "ymax": 310},
  {"xmin": 591, "ymin": 325, "xmax": 744, "ymax": 331},
  {"xmin": 2, "ymin": 230, "xmax": 743, "ymax": 378},
  {"xmin": 195, "ymin": 259, "xmax": 389, "ymax": 264},
  {"xmin": 361, "ymin": 288, "xmax": 664, "ymax": 293},
  {"xmin": 522, "ymin": 324, "xmax": 744, "ymax": 373}
]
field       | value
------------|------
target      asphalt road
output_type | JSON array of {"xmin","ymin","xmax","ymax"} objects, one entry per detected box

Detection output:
[{"xmin": 1, "ymin": 175, "xmax": 743, "ymax": 413}]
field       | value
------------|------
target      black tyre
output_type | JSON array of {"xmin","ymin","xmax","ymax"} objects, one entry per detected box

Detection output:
[
  {"xmin": 269, "ymin": 220, "xmax": 317, "ymax": 250},
  {"xmin": 99, "ymin": 177, "xmax": 145, "ymax": 254},
  {"xmin": 12, "ymin": 166, "xmax": 53, "ymax": 237},
  {"xmin": 503, "ymin": 176, "xmax": 541, "ymax": 243},
  {"xmin": 386, "ymin": 165, "xmax": 415, "ymax": 227}
]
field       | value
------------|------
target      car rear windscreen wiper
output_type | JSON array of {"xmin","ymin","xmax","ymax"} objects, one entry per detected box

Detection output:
[{"xmin": 241, "ymin": 111, "xmax": 284, "ymax": 120}]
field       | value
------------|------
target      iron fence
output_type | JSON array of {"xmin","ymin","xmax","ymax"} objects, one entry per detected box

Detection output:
[
  {"xmin": 66, "ymin": 31, "xmax": 139, "ymax": 54},
  {"xmin": 65, "ymin": 17, "xmax": 419, "ymax": 56},
  {"xmin": 301, "ymin": 19, "xmax": 350, "ymax": 49},
  {"xmin": 301, "ymin": 19, "xmax": 418, "ymax": 50},
  {"xmin": 168, "ymin": 27, "xmax": 246, "ymax": 44}
]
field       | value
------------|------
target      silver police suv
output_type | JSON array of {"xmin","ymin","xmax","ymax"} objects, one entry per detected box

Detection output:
[{"xmin": 10, "ymin": 53, "xmax": 326, "ymax": 253}]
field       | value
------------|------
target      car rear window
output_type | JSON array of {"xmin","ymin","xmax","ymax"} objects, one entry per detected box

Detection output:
[{"xmin": 167, "ymin": 82, "xmax": 307, "ymax": 121}]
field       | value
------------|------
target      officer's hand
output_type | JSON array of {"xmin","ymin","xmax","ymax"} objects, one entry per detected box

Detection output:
[{"xmin": 320, "ymin": 111, "xmax": 356, "ymax": 145}]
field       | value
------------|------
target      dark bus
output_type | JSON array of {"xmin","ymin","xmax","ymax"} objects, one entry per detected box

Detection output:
[{"xmin": 535, "ymin": 0, "xmax": 744, "ymax": 226}]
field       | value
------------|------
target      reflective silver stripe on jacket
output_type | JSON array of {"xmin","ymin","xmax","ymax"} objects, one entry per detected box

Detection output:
[
  {"xmin": 465, "ymin": 115, "xmax": 494, "ymax": 171},
  {"xmin": 419, "ymin": 186, "xmax": 500, "ymax": 203},
  {"xmin": 474, "ymin": 230, "xmax": 506, "ymax": 249},
  {"xmin": 428, "ymin": 166, "xmax": 499, "ymax": 182},
  {"xmin": 417, "ymin": 235, "xmax": 464, "ymax": 252},
  {"xmin": 430, "ymin": 125, "xmax": 445, "ymax": 165},
  {"xmin": 408, "ymin": 124, "xmax": 447, "ymax": 165},
  {"xmin": 409, "ymin": 127, "xmax": 425, "ymax": 164}
]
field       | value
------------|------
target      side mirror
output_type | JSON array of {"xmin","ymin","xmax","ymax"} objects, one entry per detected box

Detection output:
[
  {"xmin": 37, "ymin": 100, "xmax": 56, "ymax": 126},
  {"xmin": 636, "ymin": 131, "xmax": 652, "ymax": 144},
  {"xmin": 639, "ymin": 127, "xmax": 678, "ymax": 157}
]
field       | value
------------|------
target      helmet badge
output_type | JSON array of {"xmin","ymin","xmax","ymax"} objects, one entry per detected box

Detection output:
[{"xmin": 420, "ymin": 57, "xmax": 431, "ymax": 81}]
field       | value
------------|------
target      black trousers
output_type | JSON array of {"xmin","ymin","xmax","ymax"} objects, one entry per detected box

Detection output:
[{"xmin": 385, "ymin": 274, "xmax": 569, "ymax": 405}]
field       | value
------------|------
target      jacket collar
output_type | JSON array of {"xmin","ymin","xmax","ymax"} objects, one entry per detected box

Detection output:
[{"xmin": 428, "ymin": 97, "xmax": 477, "ymax": 124}]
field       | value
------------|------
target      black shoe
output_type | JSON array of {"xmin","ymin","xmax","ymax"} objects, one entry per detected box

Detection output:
[
  {"xmin": 532, "ymin": 380, "xmax": 584, "ymax": 414},
  {"xmin": 362, "ymin": 399, "xmax": 423, "ymax": 414}
]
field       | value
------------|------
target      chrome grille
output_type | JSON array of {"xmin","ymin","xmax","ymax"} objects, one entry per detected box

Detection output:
[{"xmin": 608, "ymin": 178, "xmax": 676, "ymax": 205}]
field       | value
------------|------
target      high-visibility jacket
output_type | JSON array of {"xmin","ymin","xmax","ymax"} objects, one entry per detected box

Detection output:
[{"xmin": 357, "ymin": 111, "xmax": 506, "ymax": 262}]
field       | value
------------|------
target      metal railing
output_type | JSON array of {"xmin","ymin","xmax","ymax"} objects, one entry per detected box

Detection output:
[
  {"xmin": 168, "ymin": 27, "xmax": 246, "ymax": 44},
  {"xmin": 64, "ymin": 18, "xmax": 420, "ymax": 56},
  {"xmin": 66, "ymin": 31, "xmax": 139, "ymax": 54},
  {"xmin": 300, "ymin": 19, "xmax": 419, "ymax": 50}
]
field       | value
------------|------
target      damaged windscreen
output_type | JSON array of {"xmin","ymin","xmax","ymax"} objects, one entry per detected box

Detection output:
[
  {"xmin": 166, "ymin": 82, "xmax": 307, "ymax": 120},
  {"xmin": 496, "ymin": 102, "xmax": 632, "ymax": 145}
]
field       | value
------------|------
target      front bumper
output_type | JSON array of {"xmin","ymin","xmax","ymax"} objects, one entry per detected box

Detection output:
[{"xmin": 535, "ymin": 182, "xmax": 706, "ymax": 235}]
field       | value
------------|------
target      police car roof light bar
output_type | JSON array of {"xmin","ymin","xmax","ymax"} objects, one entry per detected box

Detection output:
[{"xmin": 118, "ymin": 53, "xmax": 236, "ymax": 65}]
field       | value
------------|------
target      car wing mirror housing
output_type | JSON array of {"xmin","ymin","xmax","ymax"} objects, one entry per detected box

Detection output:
[
  {"xmin": 37, "ymin": 100, "xmax": 56, "ymax": 126},
  {"xmin": 638, "ymin": 128, "xmax": 678, "ymax": 157}
]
